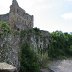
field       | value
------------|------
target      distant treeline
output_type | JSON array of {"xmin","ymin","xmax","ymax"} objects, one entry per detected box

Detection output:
[{"xmin": 48, "ymin": 31, "xmax": 72, "ymax": 59}]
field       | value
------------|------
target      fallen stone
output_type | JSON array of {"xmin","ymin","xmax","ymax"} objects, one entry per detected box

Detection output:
[{"xmin": 0, "ymin": 62, "xmax": 17, "ymax": 72}]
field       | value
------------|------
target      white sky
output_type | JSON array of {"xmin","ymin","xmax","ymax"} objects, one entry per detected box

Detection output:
[{"xmin": 0, "ymin": 0, "xmax": 72, "ymax": 33}]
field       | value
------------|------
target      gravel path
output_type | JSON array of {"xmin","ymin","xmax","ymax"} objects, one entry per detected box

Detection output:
[
  {"xmin": 40, "ymin": 68, "xmax": 54, "ymax": 72},
  {"xmin": 48, "ymin": 59, "xmax": 72, "ymax": 72}
]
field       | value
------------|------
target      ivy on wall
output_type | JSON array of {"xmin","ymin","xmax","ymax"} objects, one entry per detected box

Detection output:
[{"xmin": 0, "ymin": 21, "xmax": 11, "ymax": 37}]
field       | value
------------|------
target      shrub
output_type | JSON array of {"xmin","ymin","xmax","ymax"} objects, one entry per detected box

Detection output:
[
  {"xmin": 38, "ymin": 52, "xmax": 49, "ymax": 68},
  {"xmin": 0, "ymin": 21, "xmax": 11, "ymax": 37},
  {"xmin": 20, "ymin": 42, "xmax": 40, "ymax": 72}
]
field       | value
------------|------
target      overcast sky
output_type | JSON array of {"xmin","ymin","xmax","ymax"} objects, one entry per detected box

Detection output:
[{"xmin": 0, "ymin": 0, "xmax": 72, "ymax": 32}]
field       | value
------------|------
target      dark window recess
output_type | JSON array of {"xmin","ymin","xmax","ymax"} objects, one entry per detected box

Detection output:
[
  {"xmin": 40, "ymin": 45, "xmax": 41, "ymax": 48},
  {"xmin": 17, "ymin": 28, "xmax": 19, "ymax": 31}
]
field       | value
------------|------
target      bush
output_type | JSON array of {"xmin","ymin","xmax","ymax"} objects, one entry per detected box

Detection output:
[
  {"xmin": 20, "ymin": 42, "xmax": 40, "ymax": 72},
  {"xmin": 0, "ymin": 21, "xmax": 11, "ymax": 37},
  {"xmin": 38, "ymin": 53, "xmax": 49, "ymax": 68}
]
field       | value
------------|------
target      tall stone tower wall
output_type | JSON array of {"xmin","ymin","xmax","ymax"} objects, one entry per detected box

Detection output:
[{"xmin": 0, "ymin": 0, "xmax": 33, "ymax": 30}]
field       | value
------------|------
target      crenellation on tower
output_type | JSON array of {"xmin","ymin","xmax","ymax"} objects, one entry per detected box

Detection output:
[{"xmin": 0, "ymin": 0, "xmax": 33, "ymax": 30}]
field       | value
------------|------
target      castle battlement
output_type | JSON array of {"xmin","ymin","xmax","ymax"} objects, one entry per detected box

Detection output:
[{"xmin": 0, "ymin": 0, "xmax": 33, "ymax": 30}]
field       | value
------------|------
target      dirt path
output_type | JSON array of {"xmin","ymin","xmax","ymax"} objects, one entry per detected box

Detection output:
[
  {"xmin": 49, "ymin": 59, "xmax": 72, "ymax": 72},
  {"xmin": 40, "ymin": 68, "xmax": 54, "ymax": 72}
]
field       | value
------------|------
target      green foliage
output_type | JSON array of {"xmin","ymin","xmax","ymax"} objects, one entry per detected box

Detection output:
[
  {"xmin": 33, "ymin": 27, "xmax": 40, "ymax": 32},
  {"xmin": 33, "ymin": 27, "xmax": 40, "ymax": 35},
  {"xmin": 0, "ymin": 21, "xmax": 11, "ymax": 37},
  {"xmin": 48, "ymin": 31, "xmax": 72, "ymax": 59},
  {"xmin": 20, "ymin": 42, "xmax": 40, "ymax": 72},
  {"xmin": 38, "ymin": 52, "xmax": 49, "ymax": 68}
]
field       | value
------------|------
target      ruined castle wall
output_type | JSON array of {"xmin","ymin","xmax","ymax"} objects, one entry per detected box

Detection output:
[
  {"xmin": 16, "ymin": 13, "xmax": 33, "ymax": 29},
  {"xmin": 9, "ymin": 2, "xmax": 33, "ymax": 30},
  {"xmin": 20, "ymin": 29, "xmax": 51, "ymax": 54},
  {"xmin": 9, "ymin": 9, "xmax": 33, "ymax": 30},
  {"xmin": 0, "ymin": 0, "xmax": 34, "ymax": 71},
  {"xmin": 0, "ymin": 28, "xmax": 51, "ymax": 71},
  {"xmin": 0, "ymin": 34, "xmax": 20, "ymax": 70},
  {"xmin": 0, "ymin": 0, "xmax": 33, "ymax": 30},
  {"xmin": 0, "ymin": 13, "xmax": 9, "ymax": 22}
]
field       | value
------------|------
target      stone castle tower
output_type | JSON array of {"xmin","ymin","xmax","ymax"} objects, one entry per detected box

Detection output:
[
  {"xmin": 0, "ymin": 1, "xmax": 51, "ymax": 71},
  {"xmin": 0, "ymin": 0, "xmax": 33, "ymax": 30}
]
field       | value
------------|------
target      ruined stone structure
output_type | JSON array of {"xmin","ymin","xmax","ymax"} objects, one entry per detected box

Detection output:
[
  {"xmin": 0, "ymin": 0, "xmax": 33, "ymax": 30},
  {"xmin": 0, "ymin": 0, "xmax": 34, "ymax": 71},
  {"xmin": 0, "ymin": 0, "xmax": 51, "ymax": 72}
]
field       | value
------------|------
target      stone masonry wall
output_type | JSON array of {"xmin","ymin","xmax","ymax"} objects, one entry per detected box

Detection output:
[
  {"xmin": 0, "ymin": 29, "xmax": 51, "ymax": 71},
  {"xmin": 0, "ymin": 0, "xmax": 50, "ymax": 72},
  {"xmin": 0, "ymin": 0, "xmax": 33, "ymax": 30},
  {"xmin": 0, "ymin": 13, "xmax": 9, "ymax": 22},
  {"xmin": 0, "ymin": 34, "xmax": 20, "ymax": 71},
  {"xmin": 20, "ymin": 29, "xmax": 51, "ymax": 55}
]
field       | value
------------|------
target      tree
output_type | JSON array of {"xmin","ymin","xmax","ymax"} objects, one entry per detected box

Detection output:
[{"xmin": 48, "ymin": 31, "xmax": 72, "ymax": 59}]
